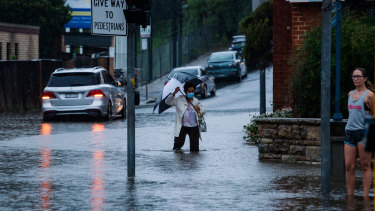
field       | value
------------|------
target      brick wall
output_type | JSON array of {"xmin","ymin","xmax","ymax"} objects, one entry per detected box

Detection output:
[
  {"xmin": 273, "ymin": 1, "xmax": 321, "ymax": 111},
  {"xmin": 273, "ymin": 0, "xmax": 292, "ymax": 111},
  {"xmin": 291, "ymin": 3, "xmax": 321, "ymax": 48},
  {"xmin": 0, "ymin": 22, "xmax": 39, "ymax": 60}
]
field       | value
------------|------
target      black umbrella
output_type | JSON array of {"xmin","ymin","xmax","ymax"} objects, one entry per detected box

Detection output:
[
  {"xmin": 172, "ymin": 71, "xmax": 203, "ymax": 87},
  {"xmin": 153, "ymin": 72, "xmax": 203, "ymax": 114}
]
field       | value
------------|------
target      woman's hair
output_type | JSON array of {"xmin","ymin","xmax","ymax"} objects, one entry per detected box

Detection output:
[
  {"xmin": 183, "ymin": 81, "xmax": 196, "ymax": 92},
  {"xmin": 353, "ymin": 67, "xmax": 374, "ymax": 91}
]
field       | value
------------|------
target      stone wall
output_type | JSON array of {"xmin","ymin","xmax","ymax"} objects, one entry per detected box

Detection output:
[{"xmin": 255, "ymin": 118, "xmax": 324, "ymax": 164}]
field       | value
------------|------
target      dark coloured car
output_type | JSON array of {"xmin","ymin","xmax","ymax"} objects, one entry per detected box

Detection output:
[
  {"xmin": 232, "ymin": 35, "xmax": 245, "ymax": 42},
  {"xmin": 204, "ymin": 51, "xmax": 247, "ymax": 82},
  {"xmin": 167, "ymin": 66, "xmax": 216, "ymax": 98},
  {"xmin": 228, "ymin": 40, "xmax": 245, "ymax": 53}
]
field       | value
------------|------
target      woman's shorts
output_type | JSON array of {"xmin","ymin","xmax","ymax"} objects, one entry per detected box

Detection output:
[{"xmin": 345, "ymin": 129, "xmax": 365, "ymax": 147}]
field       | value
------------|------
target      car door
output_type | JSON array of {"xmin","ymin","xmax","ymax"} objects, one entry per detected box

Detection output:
[
  {"xmin": 102, "ymin": 70, "xmax": 122, "ymax": 114},
  {"xmin": 200, "ymin": 68, "xmax": 213, "ymax": 92}
]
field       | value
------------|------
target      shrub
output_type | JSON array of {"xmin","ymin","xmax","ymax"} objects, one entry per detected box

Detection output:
[{"xmin": 243, "ymin": 106, "xmax": 292, "ymax": 144}]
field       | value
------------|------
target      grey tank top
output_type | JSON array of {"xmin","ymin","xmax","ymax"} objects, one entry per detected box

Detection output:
[{"xmin": 345, "ymin": 89, "xmax": 370, "ymax": 131}]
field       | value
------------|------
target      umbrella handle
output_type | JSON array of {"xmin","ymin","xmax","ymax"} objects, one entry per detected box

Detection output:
[{"xmin": 179, "ymin": 90, "xmax": 203, "ymax": 116}]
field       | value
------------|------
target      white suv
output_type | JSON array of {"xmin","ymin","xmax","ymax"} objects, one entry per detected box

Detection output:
[{"xmin": 42, "ymin": 67, "xmax": 126, "ymax": 121}]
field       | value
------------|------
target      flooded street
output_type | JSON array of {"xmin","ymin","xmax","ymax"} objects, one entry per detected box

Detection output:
[{"xmin": 0, "ymin": 69, "xmax": 373, "ymax": 210}]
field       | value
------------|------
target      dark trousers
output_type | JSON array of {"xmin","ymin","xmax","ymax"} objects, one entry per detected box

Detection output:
[{"xmin": 173, "ymin": 126, "xmax": 200, "ymax": 151}]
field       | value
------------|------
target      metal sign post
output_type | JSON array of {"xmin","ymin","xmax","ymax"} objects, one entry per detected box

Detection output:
[
  {"xmin": 321, "ymin": 0, "xmax": 332, "ymax": 195},
  {"xmin": 91, "ymin": 1, "xmax": 136, "ymax": 177},
  {"xmin": 127, "ymin": 23, "xmax": 136, "ymax": 177}
]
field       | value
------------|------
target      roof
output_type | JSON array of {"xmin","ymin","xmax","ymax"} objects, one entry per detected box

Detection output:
[
  {"xmin": 53, "ymin": 67, "xmax": 106, "ymax": 74},
  {"xmin": 0, "ymin": 22, "xmax": 40, "ymax": 34},
  {"xmin": 286, "ymin": 0, "xmax": 322, "ymax": 2},
  {"xmin": 211, "ymin": 51, "xmax": 237, "ymax": 55},
  {"xmin": 172, "ymin": 66, "xmax": 201, "ymax": 71}
]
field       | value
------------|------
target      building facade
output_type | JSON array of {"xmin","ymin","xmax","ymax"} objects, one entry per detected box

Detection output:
[{"xmin": 0, "ymin": 22, "xmax": 39, "ymax": 60}]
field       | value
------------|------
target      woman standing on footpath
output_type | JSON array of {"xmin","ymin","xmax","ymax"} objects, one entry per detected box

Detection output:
[
  {"xmin": 345, "ymin": 67, "xmax": 374, "ymax": 197},
  {"xmin": 165, "ymin": 82, "xmax": 204, "ymax": 151}
]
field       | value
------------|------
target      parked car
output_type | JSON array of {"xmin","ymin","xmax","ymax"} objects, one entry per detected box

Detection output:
[
  {"xmin": 204, "ymin": 51, "xmax": 247, "ymax": 82},
  {"xmin": 228, "ymin": 40, "xmax": 245, "ymax": 54},
  {"xmin": 167, "ymin": 66, "xmax": 216, "ymax": 98},
  {"xmin": 232, "ymin": 35, "xmax": 246, "ymax": 42},
  {"xmin": 42, "ymin": 67, "xmax": 126, "ymax": 121}
]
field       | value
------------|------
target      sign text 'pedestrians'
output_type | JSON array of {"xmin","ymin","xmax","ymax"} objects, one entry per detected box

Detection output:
[{"xmin": 91, "ymin": 0, "xmax": 127, "ymax": 36}]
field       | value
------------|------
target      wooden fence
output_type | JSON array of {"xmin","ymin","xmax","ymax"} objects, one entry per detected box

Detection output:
[{"xmin": 0, "ymin": 60, "xmax": 64, "ymax": 112}]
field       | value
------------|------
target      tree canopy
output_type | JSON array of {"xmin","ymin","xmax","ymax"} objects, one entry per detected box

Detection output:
[
  {"xmin": 184, "ymin": 0, "xmax": 252, "ymax": 44},
  {"xmin": 0, "ymin": 0, "xmax": 71, "ymax": 59},
  {"xmin": 239, "ymin": 0, "xmax": 273, "ymax": 70}
]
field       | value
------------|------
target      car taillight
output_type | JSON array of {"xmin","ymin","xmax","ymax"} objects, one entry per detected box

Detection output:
[
  {"xmin": 42, "ymin": 92, "xmax": 56, "ymax": 100},
  {"xmin": 164, "ymin": 81, "xmax": 168, "ymax": 86},
  {"xmin": 87, "ymin": 90, "xmax": 105, "ymax": 97}
]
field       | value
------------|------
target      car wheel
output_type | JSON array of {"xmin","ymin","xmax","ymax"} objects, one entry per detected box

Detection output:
[
  {"xmin": 104, "ymin": 102, "xmax": 112, "ymax": 121},
  {"xmin": 201, "ymin": 86, "xmax": 208, "ymax": 99},
  {"xmin": 43, "ymin": 113, "xmax": 51, "ymax": 122},
  {"xmin": 210, "ymin": 85, "xmax": 216, "ymax": 96},
  {"xmin": 121, "ymin": 99, "xmax": 126, "ymax": 119}
]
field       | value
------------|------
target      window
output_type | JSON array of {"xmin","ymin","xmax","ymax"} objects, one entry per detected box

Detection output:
[
  {"xmin": 47, "ymin": 73, "xmax": 100, "ymax": 87},
  {"xmin": 102, "ymin": 70, "xmax": 114, "ymax": 85},
  {"xmin": 6, "ymin": 43, "xmax": 11, "ymax": 60},
  {"xmin": 14, "ymin": 43, "xmax": 19, "ymax": 60}
]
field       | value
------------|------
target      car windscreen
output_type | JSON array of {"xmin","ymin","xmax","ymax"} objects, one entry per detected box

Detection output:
[
  {"xmin": 47, "ymin": 72, "xmax": 100, "ymax": 87},
  {"xmin": 168, "ymin": 68, "xmax": 198, "ymax": 78},
  {"xmin": 233, "ymin": 42, "xmax": 245, "ymax": 48},
  {"xmin": 209, "ymin": 53, "xmax": 234, "ymax": 62}
]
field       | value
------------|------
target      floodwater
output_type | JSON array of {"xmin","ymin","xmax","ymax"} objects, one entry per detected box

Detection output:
[
  {"xmin": 0, "ymin": 110, "xmax": 372, "ymax": 210},
  {"xmin": 0, "ymin": 69, "xmax": 373, "ymax": 210}
]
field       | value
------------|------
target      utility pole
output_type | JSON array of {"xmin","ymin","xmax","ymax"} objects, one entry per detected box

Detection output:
[
  {"xmin": 321, "ymin": 0, "xmax": 332, "ymax": 195},
  {"xmin": 127, "ymin": 23, "xmax": 136, "ymax": 177}
]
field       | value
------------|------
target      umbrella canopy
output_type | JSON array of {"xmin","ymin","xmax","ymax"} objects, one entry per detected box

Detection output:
[
  {"xmin": 153, "ymin": 72, "xmax": 203, "ymax": 114},
  {"xmin": 153, "ymin": 78, "xmax": 184, "ymax": 114},
  {"xmin": 172, "ymin": 71, "xmax": 203, "ymax": 87}
]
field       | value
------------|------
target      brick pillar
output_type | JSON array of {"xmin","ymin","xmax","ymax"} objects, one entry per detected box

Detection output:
[
  {"xmin": 273, "ymin": 1, "xmax": 321, "ymax": 111},
  {"xmin": 273, "ymin": 0, "xmax": 292, "ymax": 111}
]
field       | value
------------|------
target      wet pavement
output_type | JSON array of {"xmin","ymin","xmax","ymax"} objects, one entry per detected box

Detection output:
[{"xmin": 0, "ymin": 68, "xmax": 373, "ymax": 210}]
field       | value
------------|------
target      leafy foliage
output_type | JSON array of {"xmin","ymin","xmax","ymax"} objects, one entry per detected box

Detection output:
[
  {"xmin": 184, "ymin": 0, "xmax": 252, "ymax": 45},
  {"xmin": 0, "ymin": 0, "xmax": 71, "ymax": 58},
  {"xmin": 243, "ymin": 106, "xmax": 293, "ymax": 144},
  {"xmin": 239, "ymin": 0, "xmax": 273, "ymax": 70},
  {"xmin": 292, "ymin": 10, "xmax": 375, "ymax": 117}
]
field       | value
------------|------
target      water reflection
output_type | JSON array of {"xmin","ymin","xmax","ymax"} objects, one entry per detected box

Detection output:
[
  {"xmin": 91, "ymin": 150, "xmax": 105, "ymax": 211},
  {"xmin": 39, "ymin": 148, "xmax": 52, "ymax": 210},
  {"xmin": 92, "ymin": 123, "xmax": 105, "ymax": 132},
  {"xmin": 91, "ymin": 123, "xmax": 106, "ymax": 211},
  {"xmin": 40, "ymin": 123, "xmax": 52, "ymax": 135}
]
